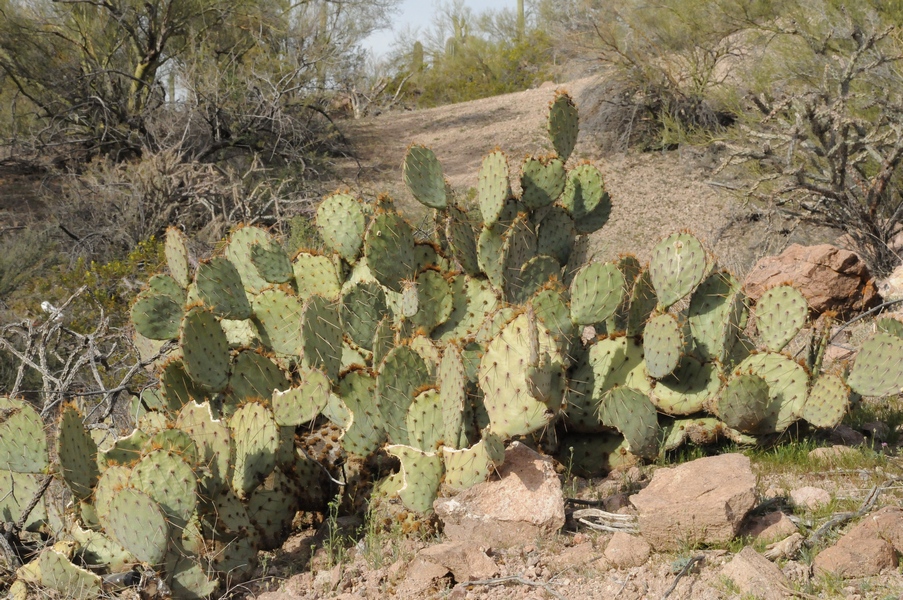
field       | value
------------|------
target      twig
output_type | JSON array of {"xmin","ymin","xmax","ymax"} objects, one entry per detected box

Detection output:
[
  {"xmin": 805, "ymin": 484, "xmax": 882, "ymax": 548},
  {"xmin": 459, "ymin": 574, "xmax": 567, "ymax": 600},
  {"xmin": 661, "ymin": 554, "xmax": 704, "ymax": 599}
]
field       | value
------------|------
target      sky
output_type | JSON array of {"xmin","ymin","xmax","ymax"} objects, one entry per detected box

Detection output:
[{"xmin": 363, "ymin": 0, "xmax": 516, "ymax": 57}]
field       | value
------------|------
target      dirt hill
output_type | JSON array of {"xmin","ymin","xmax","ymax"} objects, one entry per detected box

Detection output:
[{"xmin": 328, "ymin": 76, "xmax": 838, "ymax": 277}]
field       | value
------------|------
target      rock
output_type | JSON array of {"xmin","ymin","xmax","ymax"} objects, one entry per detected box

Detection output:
[
  {"xmin": 782, "ymin": 560, "xmax": 811, "ymax": 584},
  {"xmin": 814, "ymin": 507, "xmax": 903, "ymax": 577},
  {"xmin": 862, "ymin": 421, "xmax": 891, "ymax": 442},
  {"xmin": 629, "ymin": 454, "xmax": 756, "ymax": 550},
  {"xmin": 395, "ymin": 557, "xmax": 451, "ymax": 596},
  {"xmin": 878, "ymin": 264, "xmax": 903, "ymax": 300},
  {"xmin": 826, "ymin": 424, "xmax": 866, "ymax": 447},
  {"xmin": 721, "ymin": 546, "xmax": 791, "ymax": 600},
  {"xmin": 790, "ymin": 486, "xmax": 831, "ymax": 510},
  {"xmin": 741, "ymin": 511, "xmax": 798, "ymax": 542},
  {"xmin": 434, "ymin": 442, "xmax": 565, "ymax": 547},
  {"xmin": 544, "ymin": 541, "xmax": 607, "ymax": 574},
  {"xmin": 416, "ymin": 542, "xmax": 498, "ymax": 582},
  {"xmin": 603, "ymin": 531, "xmax": 651, "ymax": 568},
  {"xmin": 808, "ymin": 445, "xmax": 858, "ymax": 462},
  {"xmin": 744, "ymin": 243, "xmax": 880, "ymax": 315}
]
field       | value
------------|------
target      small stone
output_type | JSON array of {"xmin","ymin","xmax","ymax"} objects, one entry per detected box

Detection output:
[
  {"xmin": 862, "ymin": 421, "xmax": 890, "ymax": 442},
  {"xmin": 721, "ymin": 546, "xmax": 790, "ymax": 600},
  {"xmin": 544, "ymin": 541, "xmax": 607, "ymax": 574},
  {"xmin": 417, "ymin": 541, "xmax": 498, "ymax": 582},
  {"xmin": 604, "ymin": 531, "xmax": 651, "ymax": 568},
  {"xmin": 809, "ymin": 445, "xmax": 858, "ymax": 462},
  {"xmin": 741, "ymin": 511, "xmax": 798, "ymax": 542},
  {"xmin": 790, "ymin": 486, "xmax": 831, "ymax": 510},
  {"xmin": 782, "ymin": 561, "xmax": 811, "ymax": 584}
]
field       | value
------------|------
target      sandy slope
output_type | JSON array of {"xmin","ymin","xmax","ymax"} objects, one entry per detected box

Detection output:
[{"xmin": 328, "ymin": 76, "xmax": 837, "ymax": 277}]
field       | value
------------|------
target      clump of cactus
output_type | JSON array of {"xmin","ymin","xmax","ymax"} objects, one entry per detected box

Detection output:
[{"xmin": 2, "ymin": 91, "xmax": 900, "ymax": 599}]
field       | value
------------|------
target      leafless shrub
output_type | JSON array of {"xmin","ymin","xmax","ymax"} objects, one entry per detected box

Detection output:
[{"xmin": 717, "ymin": 12, "xmax": 903, "ymax": 277}]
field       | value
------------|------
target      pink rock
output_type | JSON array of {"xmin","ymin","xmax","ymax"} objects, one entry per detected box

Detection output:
[
  {"xmin": 604, "ymin": 531, "xmax": 651, "ymax": 568},
  {"xmin": 742, "ymin": 511, "xmax": 798, "ymax": 542},
  {"xmin": 629, "ymin": 454, "xmax": 756, "ymax": 550},
  {"xmin": 790, "ymin": 486, "xmax": 831, "ymax": 510},
  {"xmin": 416, "ymin": 541, "xmax": 498, "ymax": 582},
  {"xmin": 434, "ymin": 442, "xmax": 565, "ymax": 547},
  {"xmin": 721, "ymin": 547, "xmax": 790, "ymax": 600},
  {"xmin": 744, "ymin": 243, "xmax": 880, "ymax": 315},
  {"xmin": 813, "ymin": 507, "xmax": 902, "ymax": 577}
]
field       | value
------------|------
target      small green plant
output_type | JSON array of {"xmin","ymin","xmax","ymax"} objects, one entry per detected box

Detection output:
[{"xmin": 323, "ymin": 495, "xmax": 349, "ymax": 569}]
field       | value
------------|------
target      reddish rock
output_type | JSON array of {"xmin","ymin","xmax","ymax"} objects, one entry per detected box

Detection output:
[
  {"xmin": 744, "ymin": 244, "xmax": 880, "ymax": 315},
  {"xmin": 604, "ymin": 531, "xmax": 651, "ymax": 568},
  {"xmin": 434, "ymin": 442, "xmax": 565, "ymax": 548},
  {"xmin": 814, "ymin": 507, "xmax": 903, "ymax": 576},
  {"xmin": 629, "ymin": 454, "xmax": 756, "ymax": 550},
  {"xmin": 808, "ymin": 445, "xmax": 858, "ymax": 462},
  {"xmin": 741, "ymin": 511, "xmax": 798, "ymax": 542},
  {"xmin": 544, "ymin": 541, "xmax": 607, "ymax": 574},
  {"xmin": 879, "ymin": 264, "xmax": 903, "ymax": 300},
  {"xmin": 416, "ymin": 541, "xmax": 498, "ymax": 582},
  {"xmin": 721, "ymin": 547, "xmax": 790, "ymax": 600},
  {"xmin": 790, "ymin": 486, "xmax": 831, "ymax": 510}
]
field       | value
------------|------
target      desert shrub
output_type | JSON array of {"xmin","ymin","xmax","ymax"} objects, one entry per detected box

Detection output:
[{"xmin": 720, "ymin": 2, "xmax": 903, "ymax": 276}]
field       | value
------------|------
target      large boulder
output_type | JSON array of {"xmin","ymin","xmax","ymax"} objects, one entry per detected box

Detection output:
[
  {"xmin": 629, "ymin": 453, "xmax": 756, "ymax": 550},
  {"xmin": 814, "ymin": 506, "xmax": 903, "ymax": 577},
  {"xmin": 433, "ymin": 442, "xmax": 565, "ymax": 548},
  {"xmin": 744, "ymin": 243, "xmax": 880, "ymax": 315}
]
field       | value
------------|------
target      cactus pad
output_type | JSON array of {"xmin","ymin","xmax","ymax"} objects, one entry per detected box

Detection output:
[
  {"xmin": 716, "ymin": 373, "xmax": 770, "ymax": 432},
  {"xmin": 225, "ymin": 225, "xmax": 273, "ymax": 293},
  {"xmin": 536, "ymin": 205, "xmax": 577, "ymax": 266},
  {"xmin": 734, "ymin": 353, "xmax": 808, "ymax": 433},
  {"xmin": 406, "ymin": 388, "xmax": 443, "ymax": 452},
  {"xmin": 688, "ymin": 271, "xmax": 747, "ymax": 362},
  {"xmin": 338, "ymin": 369, "xmax": 385, "ymax": 455},
  {"xmin": 272, "ymin": 367, "xmax": 331, "ymax": 426},
  {"xmin": 651, "ymin": 357, "xmax": 721, "ymax": 415},
  {"xmin": 404, "ymin": 145, "xmax": 447, "ymax": 209},
  {"xmin": 410, "ymin": 270, "xmax": 453, "ymax": 333},
  {"xmin": 104, "ymin": 488, "xmax": 170, "ymax": 564},
  {"xmin": 250, "ymin": 238, "xmax": 294, "ymax": 284},
  {"xmin": 597, "ymin": 387, "xmax": 660, "ymax": 459},
  {"xmin": 300, "ymin": 294, "xmax": 343, "ymax": 380},
  {"xmin": 57, "ymin": 405, "xmax": 99, "ymax": 501},
  {"xmin": 438, "ymin": 344, "xmax": 468, "ymax": 449},
  {"xmin": 131, "ymin": 291, "xmax": 183, "ymax": 340},
  {"xmin": 165, "ymin": 226, "xmax": 191, "ymax": 288},
  {"xmin": 442, "ymin": 430, "xmax": 505, "ymax": 491},
  {"xmin": 180, "ymin": 306, "xmax": 230, "ymax": 392},
  {"xmin": 649, "ymin": 232, "xmax": 708, "ymax": 308},
  {"xmin": 559, "ymin": 164, "xmax": 611, "ymax": 234},
  {"xmin": 548, "ymin": 92, "xmax": 579, "ymax": 162},
  {"xmin": 377, "ymin": 346, "xmax": 431, "ymax": 446},
  {"xmin": 364, "ymin": 211, "xmax": 416, "ymax": 293},
  {"xmin": 129, "ymin": 449, "xmax": 198, "ymax": 529},
  {"xmin": 446, "ymin": 204, "xmax": 481, "ymax": 275},
  {"xmin": 252, "ymin": 287, "xmax": 304, "ymax": 356},
  {"xmin": 643, "ymin": 313, "xmax": 685, "ymax": 379},
  {"xmin": 477, "ymin": 150, "xmax": 510, "ymax": 226},
  {"xmin": 195, "ymin": 256, "xmax": 253, "ymax": 319},
  {"xmin": 230, "ymin": 401, "xmax": 279, "ymax": 499},
  {"xmin": 479, "ymin": 312, "xmax": 557, "ymax": 437},
  {"xmin": 226, "ymin": 350, "xmax": 289, "ymax": 415},
  {"xmin": 569, "ymin": 262, "xmax": 626, "ymax": 326},
  {"xmin": 0, "ymin": 397, "xmax": 46, "ymax": 473},
  {"xmin": 755, "ymin": 285, "xmax": 808, "ymax": 353},
  {"xmin": 847, "ymin": 332, "xmax": 903, "ymax": 397},
  {"xmin": 802, "ymin": 373, "xmax": 849, "ymax": 428},
  {"xmin": 521, "ymin": 156, "xmax": 566, "ymax": 210},
  {"xmin": 385, "ymin": 445, "xmax": 443, "ymax": 513},
  {"xmin": 292, "ymin": 251, "xmax": 342, "ymax": 301},
  {"xmin": 317, "ymin": 193, "xmax": 367, "ymax": 263}
]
